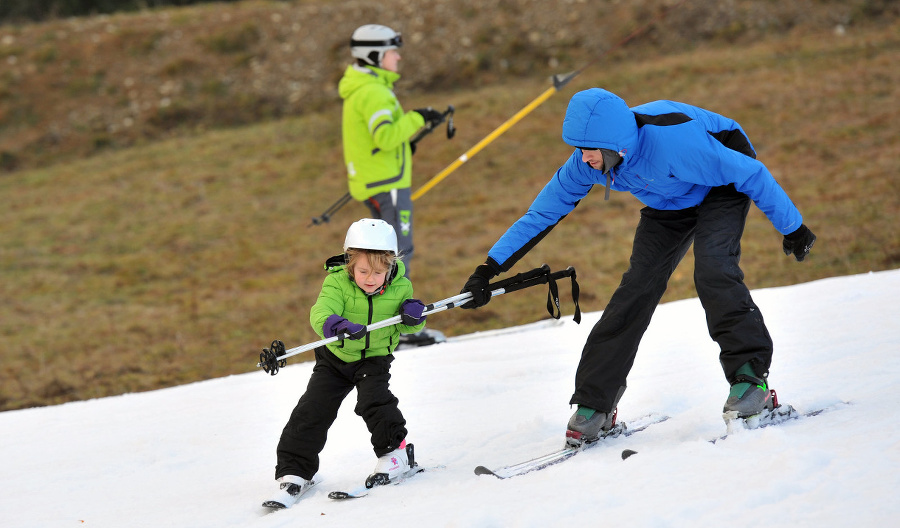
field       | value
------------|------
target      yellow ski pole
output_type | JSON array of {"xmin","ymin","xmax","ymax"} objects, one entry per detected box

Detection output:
[
  {"xmin": 411, "ymin": 0, "xmax": 685, "ymax": 202},
  {"xmin": 411, "ymin": 73, "xmax": 575, "ymax": 201}
]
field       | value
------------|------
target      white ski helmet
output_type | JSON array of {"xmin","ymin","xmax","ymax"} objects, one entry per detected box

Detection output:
[
  {"xmin": 350, "ymin": 24, "xmax": 402, "ymax": 67},
  {"xmin": 344, "ymin": 218, "xmax": 398, "ymax": 254}
]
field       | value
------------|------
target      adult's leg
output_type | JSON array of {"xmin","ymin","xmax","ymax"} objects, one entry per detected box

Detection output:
[
  {"xmin": 693, "ymin": 185, "xmax": 773, "ymax": 381},
  {"xmin": 275, "ymin": 347, "xmax": 354, "ymax": 480},
  {"xmin": 570, "ymin": 207, "xmax": 696, "ymax": 412},
  {"xmin": 365, "ymin": 188, "xmax": 414, "ymax": 277}
]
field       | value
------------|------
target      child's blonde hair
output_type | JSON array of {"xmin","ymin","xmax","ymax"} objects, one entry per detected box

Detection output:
[{"xmin": 345, "ymin": 248, "xmax": 397, "ymax": 277}]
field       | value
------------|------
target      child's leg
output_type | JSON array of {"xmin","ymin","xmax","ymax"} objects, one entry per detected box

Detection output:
[
  {"xmin": 275, "ymin": 347, "xmax": 354, "ymax": 480},
  {"xmin": 353, "ymin": 355, "xmax": 408, "ymax": 456}
]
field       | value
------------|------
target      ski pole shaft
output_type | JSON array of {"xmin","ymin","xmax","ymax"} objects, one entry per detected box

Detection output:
[
  {"xmin": 411, "ymin": 85, "xmax": 562, "ymax": 202},
  {"xmin": 410, "ymin": 0, "xmax": 686, "ymax": 203},
  {"xmin": 309, "ymin": 192, "xmax": 352, "ymax": 227},
  {"xmin": 257, "ymin": 291, "xmax": 474, "ymax": 367},
  {"xmin": 256, "ymin": 264, "xmax": 578, "ymax": 372}
]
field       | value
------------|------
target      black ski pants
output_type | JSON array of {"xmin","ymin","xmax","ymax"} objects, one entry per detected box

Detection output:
[
  {"xmin": 275, "ymin": 346, "xmax": 407, "ymax": 480},
  {"xmin": 570, "ymin": 184, "xmax": 773, "ymax": 413}
]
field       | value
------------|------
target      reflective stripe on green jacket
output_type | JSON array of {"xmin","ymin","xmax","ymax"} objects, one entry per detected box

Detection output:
[
  {"xmin": 309, "ymin": 255, "xmax": 424, "ymax": 363},
  {"xmin": 338, "ymin": 64, "xmax": 425, "ymax": 201}
]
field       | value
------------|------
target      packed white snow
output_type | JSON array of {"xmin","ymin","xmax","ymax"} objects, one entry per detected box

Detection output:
[{"xmin": 2, "ymin": 269, "xmax": 898, "ymax": 527}]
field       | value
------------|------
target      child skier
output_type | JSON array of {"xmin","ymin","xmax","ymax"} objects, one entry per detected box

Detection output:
[{"xmin": 263, "ymin": 218, "xmax": 427, "ymax": 509}]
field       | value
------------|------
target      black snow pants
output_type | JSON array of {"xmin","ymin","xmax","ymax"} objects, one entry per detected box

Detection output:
[
  {"xmin": 569, "ymin": 184, "xmax": 773, "ymax": 413},
  {"xmin": 275, "ymin": 346, "xmax": 407, "ymax": 480}
]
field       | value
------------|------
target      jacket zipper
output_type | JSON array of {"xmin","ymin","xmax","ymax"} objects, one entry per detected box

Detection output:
[{"xmin": 361, "ymin": 296, "xmax": 374, "ymax": 359}]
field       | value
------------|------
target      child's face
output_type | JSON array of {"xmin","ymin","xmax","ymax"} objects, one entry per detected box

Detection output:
[{"xmin": 352, "ymin": 259, "xmax": 388, "ymax": 294}]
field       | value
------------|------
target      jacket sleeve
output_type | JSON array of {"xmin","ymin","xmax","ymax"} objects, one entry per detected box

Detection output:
[
  {"xmin": 310, "ymin": 274, "xmax": 348, "ymax": 338},
  {"xmin": 670, "ymin": 128, "xmax": 803, "ymax": 235},
  {"xmin": 488, "ymin": 151, "xmax": 595, "ymax": 270},
  {"xmin": 360, "ymin": 85, "xmax": 424, "ymax": 151}
]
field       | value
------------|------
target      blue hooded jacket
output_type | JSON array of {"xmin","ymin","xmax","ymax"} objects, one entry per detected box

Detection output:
[{"xmin": 487, "ymin": 88, "xmax": 802, "ymax": 271}]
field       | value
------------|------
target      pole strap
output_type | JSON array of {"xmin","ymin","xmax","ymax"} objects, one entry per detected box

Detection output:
[{"xmin": 488, "ymin": 264, "xmax": 581, "ymax": 324}]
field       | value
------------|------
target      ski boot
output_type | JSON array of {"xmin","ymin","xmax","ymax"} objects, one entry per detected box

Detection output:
[
  {"xmin": 723, "ymin": 363, "xmax": 774, "ymax": 418},
  {"xmin": 365, "ymin": 440, "xmax": 418, "ymax": 488},
  {"xmin": 565, "ymin": 407, "xmax": 622, "ymax": 447},
  {"xmin": 262, "ymin": 475, "xmax": 314, "ymax": 509}
]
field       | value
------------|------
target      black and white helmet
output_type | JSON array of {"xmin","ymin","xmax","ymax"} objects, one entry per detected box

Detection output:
[{"xmin": 350, "ymin": 24, "xmax": 402, "ymax": 67}]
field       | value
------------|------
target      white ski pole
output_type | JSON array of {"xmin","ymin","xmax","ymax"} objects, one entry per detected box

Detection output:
[{"xmin": 258, "ymin": 264, "xmax": 579, "ymax": 375}]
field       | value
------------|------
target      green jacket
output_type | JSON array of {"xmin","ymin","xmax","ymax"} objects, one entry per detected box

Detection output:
[
  {"xmin": 309, "ymin": 255, "xmax": 425, "ymax": 363},
  {"xmin": 338, "ymin": 64, "xmax": 425, "ymax": 201}
]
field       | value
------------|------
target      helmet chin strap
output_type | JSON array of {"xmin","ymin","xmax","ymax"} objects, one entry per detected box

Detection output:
[{"xmin": 380, "ymin": 262, "xmax": 399, "ymax": 294}]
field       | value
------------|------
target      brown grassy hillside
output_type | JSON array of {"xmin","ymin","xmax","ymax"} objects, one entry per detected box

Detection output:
[
  {"xmin": 1, "ymin": 0, "xmax": 892, "ymax": 171},
  {"xmin": 1, "ymin": 0, "xmax": 898, "ymax": 411}
]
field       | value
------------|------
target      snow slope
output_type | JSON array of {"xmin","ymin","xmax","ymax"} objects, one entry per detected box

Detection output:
[{"xmin": 2, "ymin": 270, "xmax": 899, "ymax": 527}]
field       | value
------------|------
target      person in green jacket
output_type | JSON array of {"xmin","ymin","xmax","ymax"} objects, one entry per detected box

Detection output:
[
  {"xmin": 338, "ymin": 24, "xmax": 445, "ymax": 279},
  {"xmin": 265, "ymin": 218, "xmax": 427, "ymax": 510}
]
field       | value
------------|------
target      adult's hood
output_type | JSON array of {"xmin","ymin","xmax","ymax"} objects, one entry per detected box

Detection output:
[{"xmin": 561, "ymin": 88, "xmax": 637, "ymax": 155}]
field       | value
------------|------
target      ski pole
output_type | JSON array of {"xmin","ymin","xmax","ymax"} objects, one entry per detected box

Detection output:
[
  {"xmin": 308, "ymin": 192, "xmax": 353, "ymax": 227},
  {"xmin": 410, "ymin": 0, "xmax": 686, "ymax": 202},
  {"xmin": 409, "ymin": 105, "xmax": 456, "ymax": 145},
  {"xmin": 257, "ymin": 264, "xmax": 579, "ymax": 375},
  {"xmin": 411, "ymin": 73, "xmax": 576, "ymax": 202},
  {"xmin": 309, "ymin": 105, "xmax": 456, "ymax": 227}
]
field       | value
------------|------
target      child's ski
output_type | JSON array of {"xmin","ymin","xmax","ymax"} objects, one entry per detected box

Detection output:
[{"xmin": 328, "ymin": 465, "xmax": 439, "ymax": 499}]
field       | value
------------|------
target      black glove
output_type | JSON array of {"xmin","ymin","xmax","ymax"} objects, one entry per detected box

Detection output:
[
  {"xmin": 414, "ymin": 107, "xmax": 444, "ymax": 127},
  {"xmin": 461, "ymin": 264, "xmax": 497, "ymax": 309},
  {"xmin": 783, "ymin": 224, "xmax": 816, "ymax": 262}
]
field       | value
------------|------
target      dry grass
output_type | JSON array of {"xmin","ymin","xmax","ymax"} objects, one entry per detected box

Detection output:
[{"xmin": 1, "ymin": 1, "xmax": 898, "ymax": 410}]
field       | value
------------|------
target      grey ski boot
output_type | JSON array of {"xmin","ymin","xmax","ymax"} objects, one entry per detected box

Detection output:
[
  {"xmin": 565, "ymin": 407, "xmax": 619, "ymax": 447},
  {"xmin": 723, "ymin": 363, "xmax": 775, "ymax": 418}
]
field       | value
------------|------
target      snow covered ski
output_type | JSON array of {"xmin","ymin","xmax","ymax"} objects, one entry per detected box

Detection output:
[
  {"xmin": 712, "ymin": 395, "xmax": 850, "ymax": 443},
  {"xmin": 474, "ymin": 412, "xmax": 670, "ymax": 479},
  {"xmin": 613, "ymin": 398, "xmax": 851, "ymax": 459},
  {"xmin": 328, "ymin": 442, "xmax": 441, "ymax": 499},
  {"xmin": 261, "ymin": 478, "xmax": 316, "ymax": 510},
  {"xmin": 328, "ymin": 465, "xmax": 441, "ymax": 499}
]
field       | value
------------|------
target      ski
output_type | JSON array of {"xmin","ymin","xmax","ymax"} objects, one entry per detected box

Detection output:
[
  {"xmin": 711, "ymin": 398, "xmax": 851, "ymax": 444},
  {"xmin": 613, "ymin": 399, "xmax": 852, "ymax": 459},
  {"xmin": 328, "ymin": 465, "xmax": 439, "ymax": 500},
  {"xmin": 474, "ymin": 412, "xmax": 670, "ymax": 479},
  {"xmin": 261, "ymin": 479, "xmax": 316, "ymax": 510}
]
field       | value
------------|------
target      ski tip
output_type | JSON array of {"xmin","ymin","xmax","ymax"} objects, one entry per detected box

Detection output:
[
  {"xmin": 621, "ymin": 449, "xmax": 638, "ymax": 460},
  {"xmin": 328, "ymin": 490, "xmax": 364, "ymax": 500},
  {"xmin": 474, "ymin": 465, "xmax": 500, "ymax": 478},
  {"xmin": 261, "ymin": 500, "xmax": 287, "ymax": 510}
]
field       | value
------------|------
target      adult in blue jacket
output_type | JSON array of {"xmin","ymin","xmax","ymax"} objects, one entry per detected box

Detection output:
[{"xmin": 460, "ymin": 88, "xmax": 816, "ymax": 445}]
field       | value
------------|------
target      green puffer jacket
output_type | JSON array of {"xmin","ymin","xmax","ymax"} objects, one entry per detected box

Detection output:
[
  {"xmin": 338, "ymin": 64, "xmax": 425, "ymax": 201},
  {"xmin": 309, "ymin": 255, "xmax": 425, "ymax": 363}
]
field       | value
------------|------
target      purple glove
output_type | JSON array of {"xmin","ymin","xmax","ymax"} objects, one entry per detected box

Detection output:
[
  {"xmin": 400, "ymin": 299, "xmax": 427, "ymax": 325},
  {"xmin": 323, "ymin": 314, "xmax": 367, "ymax": 340}
]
